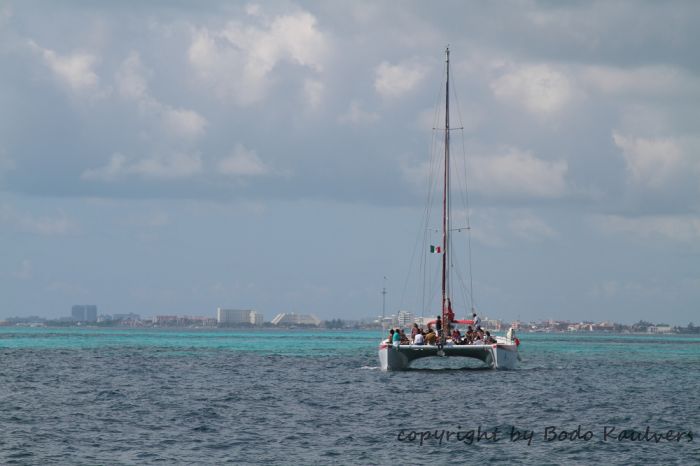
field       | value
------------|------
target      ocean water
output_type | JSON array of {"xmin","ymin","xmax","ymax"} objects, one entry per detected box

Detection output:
[{"xmin": 1, "ymin": 328, "xmax": 698, "ymax": 465}]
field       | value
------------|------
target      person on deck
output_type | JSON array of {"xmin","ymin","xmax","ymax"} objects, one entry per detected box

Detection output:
[
  {"xmin": 425, "ymin": 329, "xmax": 437, "ymax": 345},
  {"xmin": 410, "ymin": 323, "xmax": 420, "ymax": 342},
  {"xmin": 484, "ymin": 331, "xmax": 496, "ymax": 344},
  {"xmin": 392, "ymin": 328, "xmax": 401, "ymax": 347},
  {"xmin": 413, "ymin": 330, "xmax": 424, "ymax": 345},
  {"xmin": 451, "ymin": 328, "xmax": 461, "ymax": 343},
  {"xmin": 435, "ymin": 316, "xmax": 442, "ymax": 336},
  {"xmin": 387, "ymin": 329, "xmax": 394, "ymax": 344},
  {"xmin": 472, "ymin": 312, "xmax": 481, "ymax": 330},
  {"xmin": 462, "ymin": 326, "xmax": 474, "ymax": 345}
]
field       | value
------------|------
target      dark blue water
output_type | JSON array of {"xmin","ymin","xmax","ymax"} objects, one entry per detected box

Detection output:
[{"xmin": 1, "ymin": 329, "xmax": 698, "ymax": 464}]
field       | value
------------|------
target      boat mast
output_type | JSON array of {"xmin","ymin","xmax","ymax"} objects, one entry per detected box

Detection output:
[{"xmin": 441, "ymin": 46, "xmax": 451, "ymax": 337}]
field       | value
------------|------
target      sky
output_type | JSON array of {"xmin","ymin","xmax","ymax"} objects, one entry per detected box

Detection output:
[{"xmin": 1, "ymin": 1, "xmax": 699, "ymax": 325}]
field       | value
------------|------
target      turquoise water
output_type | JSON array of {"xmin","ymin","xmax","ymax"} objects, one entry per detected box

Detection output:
[
  {"xmin": 0, "ymin": 327, "xmax": 378, "ymax": 354},
  {"xmin": 2, "ymin": 327, "xmax": 698, "ymax": 360},
  {"xmin": 1, "ymin": 328, "xmax": 698, "ymax": 464}
]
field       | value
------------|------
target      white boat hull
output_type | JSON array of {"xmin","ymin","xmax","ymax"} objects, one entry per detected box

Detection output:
[{"xmin": 378, "ymin": 342, "xmax": 518, "ymax": 371}]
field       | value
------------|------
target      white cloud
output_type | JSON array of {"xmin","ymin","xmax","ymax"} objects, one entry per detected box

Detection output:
[
  {"xmin": 491, "ymin": 64, "xmax": 572, "ymax": 114},
  {"xmin": 470, "ymin": 148, "xmax": 568, "ymax": 199},
  {"xmin": 116, "ymin": 52, "xmax": 207, "ymax": 141},
  {"xmin": 161, "ymin": 107, "xmax": 207, "ymax": 140},
  {"xmin": 217, "ymin": 144, "xmax": 269, "ymax": 176},
  {"xmin": 115, "ymin": 51, "xmax": 149, "ymax": 99},
  {"xmin": 595, "ymin": 214, "xmax": 700, "ymax": 243},
  {"xmin": 82, "ymin": 153, "xmax": 128, "ymax": 181},
  {"xmin": 303, "ymin": 78, "xmax": 324, "ymax": 109},
  {"xmin": 401, "ymin": 147, "xmax": 568, "ymax": 201},
  {"xmin": 131, "ymin": 153, "xmax": 203, "ymax": 179},
  {"xmin": 582, "ymin": 65, "xmax": 700, "ymax": 96},
  {"xmin": 374, "ymin": 60, "xmax": 428, "ymax": 98},
  {"xmin": 29, "ymin": 40, "xmax": 100, "ymax": 93},
  {"xmin": 0, "ymin": 204, "xmax": 76, "ymax": 236},
  {"xmin": 509, "ymin": 212, "xmax": 558, "ymax": 241},
  {"xmin": 188, "ymin": 8, "xmax": 327, "ymax": 105},
  {"xmin": 612, "ymin": 132, "xmax": 688, "ymax": 189},
  {"xmin": 338, "ymin": 101, "xmax": 379, "ymax": 124},
  {"xmin": 82, "ymin": 152, "xmax": 203, "ymax": 180}
]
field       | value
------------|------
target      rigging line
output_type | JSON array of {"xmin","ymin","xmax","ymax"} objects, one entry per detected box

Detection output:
[
  {"xmin": 401, "ymin": 89, "xmax": 443, "ymax": 318},
  {"xmin": 452, "ymin": 258, "xmax": 473, "ymax": 317},
  {"xmin": 460, "ymin": 128, "xmax": 476, "ymax": 312},
  {"xmin": 422, "ymin": 122, "xmax": 442, "ymax": 314},
  {"xmin": 400, "ymin": 139, "xmax": 437, "ymax": 315},
  {"xmin": 445, "ymin": 57, "xmax": 476, "ymax": 313},
  {"xmin": 421, "ymin": 75, "xmax": 446, "ymax": 316}
]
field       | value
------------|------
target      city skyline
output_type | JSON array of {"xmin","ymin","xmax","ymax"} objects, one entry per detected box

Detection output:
[{"xmin": 1, "ymin": 2, "xmax": 699, "ymax": 325}]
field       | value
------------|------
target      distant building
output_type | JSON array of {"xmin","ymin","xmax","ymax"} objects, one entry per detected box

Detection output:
[
  {"xmin": 648, "ymin": 325, "xmax": 673, "ymax": 334},
  {"xmin": 379, "ymin": 315, "xmax": 398, "ymax": 327},
  {"xmin": 414, "ymin": 316, "xmax": 431, "ymax": 327},
  {"xmin": 183, "ymin": 316, "xmax": 218, "ymax": 327},
  {"xmin": 217, "ymin": 308, "xmax": 264, "ymax": 326},
  {"xmin": 112, "ymin": 313, "xmax": 141, "ymax": 322},
  {"xmin": 481, "ymin": 317, "xmax": 503, "ymax": 331},
  {"xmin": 152, "ymin": 315, "xmax": 178, "ymax": 325},
  {"xmin": 271, "ymin": 312, "xmax": 320, "ymax": 326},
  {"xmin": 397, "ymin": 310, "xmax": 414, "ymax": 326},
  {"xmin": 71, "ymin": 305, "xmax": 97, "ymax": 322},
  {"xmin": 249, "ymin": 311, "xmax": 264, "ymax": 326}
]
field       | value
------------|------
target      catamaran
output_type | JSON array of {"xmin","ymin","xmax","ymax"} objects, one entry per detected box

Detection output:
[{"xmin": 378, "ymin": 47, "xmax": 519, "ymax": 370}]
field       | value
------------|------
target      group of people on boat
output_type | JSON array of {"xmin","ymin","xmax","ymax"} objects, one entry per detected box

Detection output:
[{"xmin": 387, "ymin": 314, "xmax": 498, "ymax": 347}]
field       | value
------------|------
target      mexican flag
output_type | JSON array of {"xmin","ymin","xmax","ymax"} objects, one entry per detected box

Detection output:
[{"xmin": 430, "ymin": 245, "xmax": 442, "ymax": 253}]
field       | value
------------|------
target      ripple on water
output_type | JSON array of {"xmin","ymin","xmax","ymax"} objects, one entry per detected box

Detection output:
[{"xmin": 0, "ymin": 331, "xmax": 698, "ymax": 464}]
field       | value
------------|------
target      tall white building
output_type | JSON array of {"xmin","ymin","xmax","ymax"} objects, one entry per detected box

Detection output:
[
  {"xmin": 397, "ymin": 310, "xmax": 415, "ymax": 326},
  {"xmin": 249, "ymin": 311, "xmax": 264, "ymax": 326},
  {"xmin": 217, "ymin": 308, "xmax": 264, "ymax": 325}
]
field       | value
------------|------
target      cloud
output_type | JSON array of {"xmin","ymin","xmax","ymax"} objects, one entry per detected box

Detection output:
[
  {"xmin": 338, "ymin": 101, "xmax": 379, "ymax": 124},
  {"xmin": 490, "ymin": 64, "xmax": 572, "ymax": 115},
  {"xmin": 0, "ymin": 204, "xmax": 76, "ymax": 236},
  {"xmin": 303, "ymin": 78, "xmax": 324, "ymax": 109},
  {"xmin": 509, "ymin": 212, "xmax": 558, "ymax": 241},
  {"xmin": 82, "ymin": 152, "xmax": 203, "ymax": 180},
  {"xmin": 115, "ymin": 51, "xmax": 149, "ymax": 99},
  {"xmin": 594, "ymin": 214, "xmax": 700, "ymax": 243},
  {"xmin": 161, "ymin": 107, "xmax": 207, "ymax": 140},
  {"xmin": 116, "ymin": 52, "xmax": 207, "ymax": 140},
  {"xmin": 469, "ymin": 148, "xmax": 568, "ymax": 199},
  {"xmin": 217, "ymin": 144, "xmax": 269, "ymax": 176},
  {"xmin": 582, "ymin": 65, "xmax": 700, "ymax": 96},
  {"xmin": 29, "ymin": 40, "xmax": 100, "ymax": 94},
  {"xmin": 612, "ymin": 132, "xmax": 690, "ymax": 190},
  {"xmin": 401, "ymin": 146, "xmax": 568, "ymax": 204},
  {"xmin": 188, "ymin": 8, "xmax": 327, "ymax": 105},
  {"xmin": 374, "ymin": 60, "xmax": 428, "ymax": 98}
]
